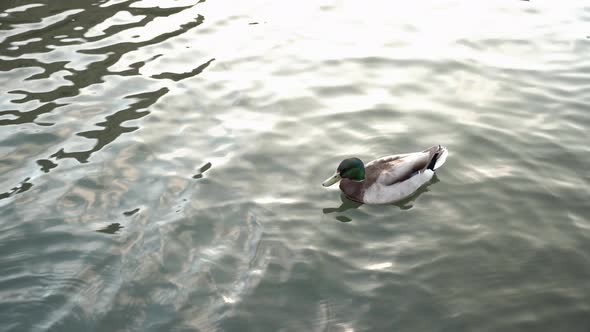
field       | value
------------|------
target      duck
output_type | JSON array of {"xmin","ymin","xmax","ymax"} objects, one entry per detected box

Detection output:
[{"xmin": 322, "ymin": 145, "xmax": 448, "ymax": 204}]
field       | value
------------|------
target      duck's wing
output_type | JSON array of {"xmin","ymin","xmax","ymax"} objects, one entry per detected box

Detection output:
[
  {"xmin": 365, "ymin": 146, "xmax": 447, "ymax": 187},
  {"xmin": 365, "ymin": 153, "xmax": 428, "ymax": 186}
]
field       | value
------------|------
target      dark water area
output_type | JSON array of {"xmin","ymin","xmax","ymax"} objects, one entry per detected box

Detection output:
[{"xmin": 1, "ymin": 0, "xmax": 590, "ymax": 331}]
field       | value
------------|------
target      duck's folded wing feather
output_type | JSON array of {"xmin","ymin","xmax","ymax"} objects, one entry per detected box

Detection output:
[{"xmin": 365, "ymin": 152, "xmax": 430, "ymax": 186}]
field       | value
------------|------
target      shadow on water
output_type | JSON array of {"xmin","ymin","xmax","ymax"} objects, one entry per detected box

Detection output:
[
  {"xmin": 192, "ymin": 162, "xmax": 213, "ymax": 179},
  {"xmin": 0, "ymin": 177, "xmax": 33, "ymax": 201},
  {"xmin": 50, "ymin": 87, "xmax": 169, "ymax": 163},
  {"xmin": 0, "ymin": 0, "xmax": 212, "ymax": 201},
  {"xmin": 122, "ymin": 208, "xmax": 140, "ymax": 216},
  {"xmin": 322, "ymin": 175, "xmax": 441, "ymax": 222},
  {"xmin": 96, "ymin": 222, "xmax": 123, "ymax": 234}
]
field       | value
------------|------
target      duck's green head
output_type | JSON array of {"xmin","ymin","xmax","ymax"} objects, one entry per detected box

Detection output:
[{"xmin": 322, "ymin": 158, "xmax": 365, "ymax": 187}]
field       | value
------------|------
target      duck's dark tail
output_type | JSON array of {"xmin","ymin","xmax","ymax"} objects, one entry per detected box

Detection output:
[{"xmin": 426, "ymin": 145, "xmax": 448, "ymax": 171}]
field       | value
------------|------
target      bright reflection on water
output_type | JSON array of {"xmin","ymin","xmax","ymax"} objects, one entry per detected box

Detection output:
[{"xmin": 1, "ymin": 0, "xmax": 590, "ymax": 331}]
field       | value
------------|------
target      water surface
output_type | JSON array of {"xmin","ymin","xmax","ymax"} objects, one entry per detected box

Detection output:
[{"xmin": 1, "ymin": 0, "xmax": 590, "ymax": 331}]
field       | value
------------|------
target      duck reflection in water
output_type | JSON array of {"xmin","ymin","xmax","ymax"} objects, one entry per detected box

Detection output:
[{"xmin": 323, "ymin": 175, "xmax": 439, "ymax": 222}]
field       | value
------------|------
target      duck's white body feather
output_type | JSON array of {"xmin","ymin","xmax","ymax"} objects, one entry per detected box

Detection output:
[{"xmin": 363, "ymin": 169, "xmax": 434, "ymax": 204}]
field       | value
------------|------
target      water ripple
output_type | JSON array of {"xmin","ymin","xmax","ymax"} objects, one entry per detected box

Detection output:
[{"xmin": 1, "ymin": 0, "xmax": 590, "ymax": 331}]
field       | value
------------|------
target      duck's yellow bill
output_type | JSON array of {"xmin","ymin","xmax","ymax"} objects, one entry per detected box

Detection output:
[{"xmin": 322, "ymin": 173, "xmax": 341, "ymax": 187}]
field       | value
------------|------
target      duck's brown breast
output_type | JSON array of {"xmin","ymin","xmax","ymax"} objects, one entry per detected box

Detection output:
[{"xmin": 339, "ymin": 179, "xmax": 365, "ymax": 203}]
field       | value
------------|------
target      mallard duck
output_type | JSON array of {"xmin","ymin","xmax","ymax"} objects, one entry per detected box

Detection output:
[{"xmin": 322, "ymin": 145, "xmax": 448, "ymax": 204}]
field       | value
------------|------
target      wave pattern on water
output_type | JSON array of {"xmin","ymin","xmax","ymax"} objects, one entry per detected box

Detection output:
[{"xmin": 1, "ymin": 0, "xmax": 590, "ymax": 331}]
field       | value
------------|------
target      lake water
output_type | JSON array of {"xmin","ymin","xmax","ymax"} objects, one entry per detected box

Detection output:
[{"xmin": 1, "ymin": 0, "xmax": 590, "ymax": 331}]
